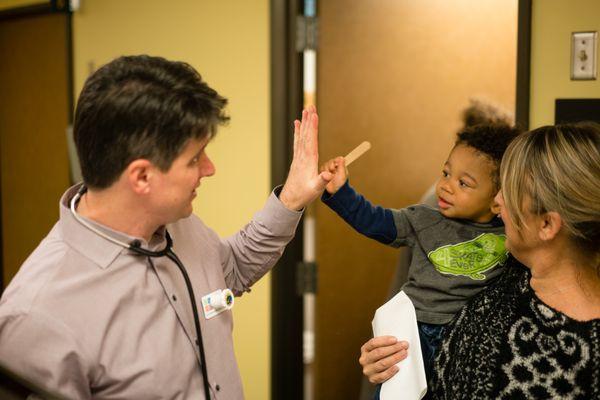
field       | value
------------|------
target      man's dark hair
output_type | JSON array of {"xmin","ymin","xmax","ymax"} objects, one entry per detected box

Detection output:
[
  {"xmin": 73, "ymin": 55, "xmax": 229, "ymax": 189},
  {"xmin": 455, "ymin": 124, "xmax": 522, "ymax": 190}
]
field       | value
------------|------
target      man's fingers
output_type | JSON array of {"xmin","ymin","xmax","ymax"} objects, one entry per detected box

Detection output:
[
  {"xmin": 295, "ymin": 107, "xmax": 318, "ymax": 161},
  {"xmin": 305, "ymin": 111, "xmax": 319, "ymax": 152},
  {"xmin": 293, "ymin": 120, "xmax": 301, "ymax": 157}
]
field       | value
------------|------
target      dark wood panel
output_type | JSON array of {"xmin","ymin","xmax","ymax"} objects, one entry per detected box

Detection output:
[
  {"xmin": 0, "ymin": 12, "xmax": 71, "ymax": 288},
  {"xmin": 315, "ymin": 1, "xmax": 518, "ymax": 399}
]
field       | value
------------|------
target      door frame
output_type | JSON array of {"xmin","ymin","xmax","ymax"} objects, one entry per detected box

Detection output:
[
  {"xmin": 516, "ymin": 0, "xmax": 532, "ymax": 130},
  {"xmin": 270, "ymin": 1, "xmax": 305, "ymax": 399}
]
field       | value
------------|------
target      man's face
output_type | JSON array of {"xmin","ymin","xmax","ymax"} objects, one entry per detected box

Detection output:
[
  {"xmin": 151, "ymin": 136, "xmax": 215, "ymax": 224},
  {"xmin": 435, "ymin": 144, "xmax": 498, "ymax": 223}
]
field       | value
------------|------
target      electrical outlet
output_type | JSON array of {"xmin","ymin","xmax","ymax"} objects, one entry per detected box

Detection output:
[{"xmin": 571, "ymin": 31, "xmax": 597, "ymax": 80}]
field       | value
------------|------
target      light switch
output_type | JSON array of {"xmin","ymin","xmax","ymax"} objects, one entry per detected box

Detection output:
[{"xmin": 571, "ymin": 31, "xmax": 597, "ymax": 80}]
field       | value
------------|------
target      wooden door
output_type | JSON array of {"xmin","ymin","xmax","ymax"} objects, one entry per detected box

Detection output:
[
  {"xmin": 314, "ymin": 1, "xmax": 517, "ymax": 398},
  {"xmin": 0, "ymin": 12, "xmax": 71, "ymax": 289}
]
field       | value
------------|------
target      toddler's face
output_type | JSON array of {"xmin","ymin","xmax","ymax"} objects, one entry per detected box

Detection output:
[{"xmin": 435, "ymin": 144, "xmax": 499, "ymax": 223}]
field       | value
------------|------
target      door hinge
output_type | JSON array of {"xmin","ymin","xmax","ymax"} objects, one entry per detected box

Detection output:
[
  {"xmin": 297, "ymin": 261, "xmax": 318, "ymax": 295},
  {"xmin": 296, "ymin": 16, "xmax": 318, "ymax": 52}
]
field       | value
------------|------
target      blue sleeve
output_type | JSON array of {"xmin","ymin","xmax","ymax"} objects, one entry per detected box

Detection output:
[{"xmin": 321, "ymin": 181, "xmax": 397, "ymax": 245}]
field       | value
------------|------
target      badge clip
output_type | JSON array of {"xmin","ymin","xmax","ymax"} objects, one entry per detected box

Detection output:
[{"xmin": 201, "ymin": 288, "xmax": 234, "ymax": 319}]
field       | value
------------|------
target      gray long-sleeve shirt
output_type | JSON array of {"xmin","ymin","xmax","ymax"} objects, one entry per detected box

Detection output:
[
  {"xmin": 0, "ymin": 183, "xmax": 302, "ymax": 399},
  {"xmin": 323, "ymin": 181, "xmax": 508, "ymax": 324}
]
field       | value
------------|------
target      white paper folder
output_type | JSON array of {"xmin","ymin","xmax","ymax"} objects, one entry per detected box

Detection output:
[{"xmin": 372, "ymin": 291, "xmax": 427, "ymax": 400}]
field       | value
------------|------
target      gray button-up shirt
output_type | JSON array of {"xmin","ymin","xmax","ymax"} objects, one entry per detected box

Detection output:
[{"xmin": 0, "ymin": 184, "xmax": 302, "ymax": 399}]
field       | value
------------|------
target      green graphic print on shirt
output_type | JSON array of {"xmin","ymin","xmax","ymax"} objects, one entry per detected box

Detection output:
[{"xmin": 428, "ymin": 233, "xmax": 508, "ymax": 280}]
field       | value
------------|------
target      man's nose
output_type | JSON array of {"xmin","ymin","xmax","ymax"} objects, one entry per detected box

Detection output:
[{"xmin": 200, "ymin": 155, "xmax": 216, "ymax": 177}]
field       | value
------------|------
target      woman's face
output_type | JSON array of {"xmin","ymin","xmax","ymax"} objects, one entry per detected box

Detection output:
[{"xmin": 495, "ymin": 191, "xmax": 541, "ymax": 263}]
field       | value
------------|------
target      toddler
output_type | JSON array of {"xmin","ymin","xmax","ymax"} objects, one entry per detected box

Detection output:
[{"xmin": 321, "ymin": 124, "xmax": 522, "ymax": 384}]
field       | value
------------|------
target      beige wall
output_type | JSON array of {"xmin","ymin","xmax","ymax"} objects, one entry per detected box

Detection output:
[
  {"xmin": 530, "ymin": 0, "xmax": 600, "ymax": 128},
  {"xmin": 72, "ymin": 1, "xmax": 271, "ymax": 398}
]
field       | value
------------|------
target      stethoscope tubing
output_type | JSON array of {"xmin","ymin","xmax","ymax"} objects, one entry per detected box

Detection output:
[
  {"xmin": 70, "ymin": 186, "xmax": 212, "ymax": 399},
  {"xmin": 165, "ymin": 249, "xmax": 212, "ymax": 400}
]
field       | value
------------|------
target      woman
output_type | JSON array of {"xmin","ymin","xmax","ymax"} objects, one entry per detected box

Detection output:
[{"xmin": 359, "ymin": 123, "xmax": 600, "ymax": 399}]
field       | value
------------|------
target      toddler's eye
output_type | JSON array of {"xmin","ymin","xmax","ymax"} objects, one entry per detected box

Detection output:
[
  {"xmin": 442, "ymin": 170, "xmax": 449, "ymax": 178},
  {"xmin": 459, "ymin": 180, "xmax": 470, "ymax": 188}
]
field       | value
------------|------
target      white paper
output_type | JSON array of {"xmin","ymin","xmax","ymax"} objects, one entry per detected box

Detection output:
[{"xmin": 372, "ymin": 291, "xmax": 427, "ymax": 400}]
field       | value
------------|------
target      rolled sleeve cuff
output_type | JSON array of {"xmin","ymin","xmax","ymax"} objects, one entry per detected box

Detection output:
[{"xmin": 254, "ymin": 185, "xmax": 304, "ymax": 236}]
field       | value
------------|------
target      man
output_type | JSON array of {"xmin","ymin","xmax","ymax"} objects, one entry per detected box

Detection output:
[{"xmin": 0, "ymin": 55, "xmax": 331, "ymax": 399}]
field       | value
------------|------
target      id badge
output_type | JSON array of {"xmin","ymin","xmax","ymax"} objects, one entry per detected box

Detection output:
[{"xmin": 201, "ymin": 288, "xmax": 234, "ymax": 319}]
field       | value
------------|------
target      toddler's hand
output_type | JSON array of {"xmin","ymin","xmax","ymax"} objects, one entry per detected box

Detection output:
[{"xmin": 320, "ymin": 156, "xmax": 348, "ymax": 194}]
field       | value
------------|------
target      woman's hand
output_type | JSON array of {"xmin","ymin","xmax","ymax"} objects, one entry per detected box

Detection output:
[{"xmin": 359, "ymin": 336, "xmax": 409, "ymax": 384}]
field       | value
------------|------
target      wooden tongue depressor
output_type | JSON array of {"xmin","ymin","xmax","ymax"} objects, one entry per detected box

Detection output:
[{"xmin": 344, "ymin": 141, "xmax": 371, "ymax": 166}]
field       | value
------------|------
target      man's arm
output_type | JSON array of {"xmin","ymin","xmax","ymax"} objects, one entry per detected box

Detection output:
[
  {"xmin": 219, "ymin": 106, "xmax": 329, "ymax": 293},
  {"xmin": 220, "ymin": 188, "xmax": 301, "ymax": 294}
]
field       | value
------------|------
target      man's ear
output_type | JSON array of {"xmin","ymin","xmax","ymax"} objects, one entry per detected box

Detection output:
[
  {"xmin": 125, "ymin": 159, "xmax": 154, "ymax": 195},
  {"xmin": 538, "ymin": 211, "xmax": 562, "ymax": 242}
]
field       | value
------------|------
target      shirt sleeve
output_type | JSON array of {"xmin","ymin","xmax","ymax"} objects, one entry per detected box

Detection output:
[
  {"xmin": 219, "ymin": 186, "xmax": 303, "ymax": 296},
  {"xmin": 321, "ymin": 181, "xmax": 397, "ymax": 245},
  {"xmin": 0, "ymin": 310, "xmax": 92, "ymax": 399}
]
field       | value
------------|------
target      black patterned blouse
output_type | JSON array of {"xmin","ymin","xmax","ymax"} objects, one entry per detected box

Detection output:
[{"xmin": 430, "ymin": 257, "xmax": 600, "ymax": 399}]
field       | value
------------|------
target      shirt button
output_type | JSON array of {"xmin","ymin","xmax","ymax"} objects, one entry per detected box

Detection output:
[
  {"xmin": 216, "ymin": 384, "xmax": 220, "ymax": 391},
  {"xmin": 172, "ymin": 294, "xmax": 177, "ymax": 301}
]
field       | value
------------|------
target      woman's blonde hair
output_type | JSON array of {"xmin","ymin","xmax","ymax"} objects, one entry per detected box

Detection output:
[{"xmin": 500, "ymin": 123, "xmax": 600, "ymax": 256}]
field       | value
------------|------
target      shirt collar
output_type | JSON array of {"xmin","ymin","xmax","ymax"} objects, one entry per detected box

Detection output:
[{"xmin": 59, "ymin": 183, "xmax": 168, "ymax": 269}]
